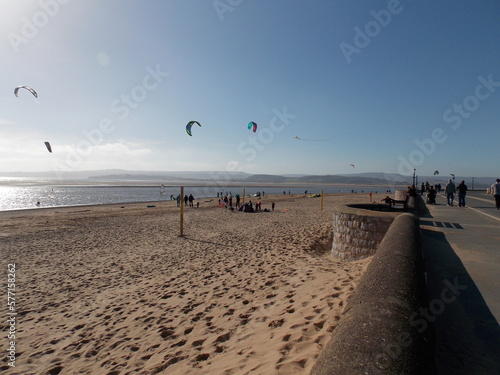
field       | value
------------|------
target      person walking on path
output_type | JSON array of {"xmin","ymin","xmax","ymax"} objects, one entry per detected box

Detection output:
[
  {"xmin": 457, "ymin": 180, "xmax": 468, "ymax": 207},
  {"xmin": 491, "ymin": 178, "xmax": 500, "ymax": 210},
  {"xmin": 445, "ymin": 179, "xmax": 456, "ymax": 206}
]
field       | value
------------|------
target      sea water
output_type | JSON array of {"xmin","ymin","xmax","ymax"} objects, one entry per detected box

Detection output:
[{"xmin": 0, "ymin": 179, "xmax": 394, "ymax": 211}]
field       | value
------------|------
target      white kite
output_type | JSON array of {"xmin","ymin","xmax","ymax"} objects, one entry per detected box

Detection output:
[{"xmin": 14, "ymin": 85, "xmax": 38, "ymax": 98}]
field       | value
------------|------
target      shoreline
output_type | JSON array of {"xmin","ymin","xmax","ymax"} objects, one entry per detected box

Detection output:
[{"xmin": 0, "ymin": 191, "xmax": 377, "ymax": 215}]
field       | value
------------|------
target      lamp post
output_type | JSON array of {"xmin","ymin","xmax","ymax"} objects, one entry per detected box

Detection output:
[
  {"xmin": 412, "ymin": 169, "xmax": 416, "ymax": 188},
  {"xmin": 472, "ymin": 177, "xmax": 474, "ymax": 191}
]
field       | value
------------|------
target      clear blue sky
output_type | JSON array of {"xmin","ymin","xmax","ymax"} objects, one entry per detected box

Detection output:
[{"xmin": 1, "ymin": 0, "xmax": 499, "ymax": 178}]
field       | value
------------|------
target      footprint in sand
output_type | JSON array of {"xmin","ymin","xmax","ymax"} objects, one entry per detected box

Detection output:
[
  {"xmin": 44, "ymin": 365, "xmax": 64, "ymax": 374},
  {"xmin": 214, "ymin": 332, "xmax": 231, "ymax": 343},
  {"xmin": 194, "ymin": 353, "xmax": 210, "ymax": 361},
  {"xmin": 171, "ymin": 339, "xmax": 187, "ymax": 348},
  {"xmin": 192, "ymin": 338, "xmax": 205, "ymax": 347},
  {"xmin": 268, "ymin": 318, "xmax": 285, "ymax": 328},
  {"xmin": 159, "ymin": 327, "xmax": 177, "ymax": 340}
]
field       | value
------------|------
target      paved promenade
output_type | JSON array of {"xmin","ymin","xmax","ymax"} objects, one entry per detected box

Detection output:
[{"xmin": 420, "ymin": 190, "xmax": 499, "ymax": 375}]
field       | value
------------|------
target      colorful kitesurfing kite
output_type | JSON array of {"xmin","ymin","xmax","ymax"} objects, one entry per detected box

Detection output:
[
  {"xmin": 248, "ymin": 122, "xmax": 257, "ymax": 133},
  {"xmin": 433, "ymin": 170, "xmax": 439, "ymax": 175},
  {"xmin": 14, "ymin": 85, "xmax": 38, "ymax": 98},
  {"xmin": 294, "ymin": 136, "xmax": 330, "ymax": 141},
  {"xmin": 44, "ymin": 142, "xmax": 52, "ymax": 153},
  {"xmin": 186, "ymin": 121, "xmax": 201, "ymax": 136}
]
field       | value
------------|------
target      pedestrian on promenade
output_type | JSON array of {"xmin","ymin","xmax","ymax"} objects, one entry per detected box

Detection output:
[
  {"xmin": 491, "ymin": 178, "xmax": 500, "ymax": 210},
  {"xmin": 457, "ymin": 180, "xmax": 468, "ymax": 207},
  {"xmin": 445, "ymin": 179, "xmax": 456, "ymax": 206}
]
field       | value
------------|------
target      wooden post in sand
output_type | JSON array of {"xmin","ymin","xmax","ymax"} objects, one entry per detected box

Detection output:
[
  {"xmin": 320, "ymin": 190, "xmax": 324, "ymax": 211},
  {"xmin": 179, "ymin": 186, "xmax": 184, "ymax": 237},
  {"xmin": 242, "ymin": 189, "xmax": 246, "ymax": 204}
]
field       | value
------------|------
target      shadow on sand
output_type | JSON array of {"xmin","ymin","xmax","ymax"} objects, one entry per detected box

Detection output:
[{"xmin": 420, "ymin": 227, "xmax": 500, "ymax": 375}]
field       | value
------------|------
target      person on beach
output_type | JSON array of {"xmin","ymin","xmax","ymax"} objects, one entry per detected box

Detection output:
[
  {"xmin": 491, "ymin": 179, "xmax": 500, "ymax": 209},
  {"xmin": 235, "ymin": 194, "xmax": 240, "ymax": 209},
  {"xmin": 382, "ymin": 196, "xmax": 394, "ymax": 205},
  {"xmin": 184, "ymin": 195, "xmax": 189, "ymax": 207},
  {"xmin": 188, "ymin": 194, "xmax": 194, "ymax": 207},
  {"xmin": 176, "ymin": 195, "xmax": 180, "ymax": 207},
  {"xmin": 272, "ymin": 202, "xmax": 275, "ymax": 211},
  {"xmin": 406, "ymin": 185, "xmax": 417, "ymax": 197},
  {"xmin": 456, "ymin": 180, "xmax": 468, "ymax": 207},
  {"xmin": 445, "ymin": 179, "xmax": 456, "ymax": 206}
]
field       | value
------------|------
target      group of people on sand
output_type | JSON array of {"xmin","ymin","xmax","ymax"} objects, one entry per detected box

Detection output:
[
  {"xmin": 237, "ymin": 200, "xmax": 275, "ymax": 213},
  {"xmin": 175, "ymin": 194, "xmax": 198, "ymax": 208},
  {"xmin": 218, "ymin": 194, "xmax": 239, "ymax": 209},
  {"xmin": 215, "ymin": 192, "xmax": 278, "ymax": 213}
]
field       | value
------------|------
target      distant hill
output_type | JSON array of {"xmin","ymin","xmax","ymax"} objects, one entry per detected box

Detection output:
[
  {"xmin": 242, "ymin": 173, "xmax": 405, "ymax": 185},
  {"xmin": 0, "ymin": 169, "xmax": 495, "ymax": 188}
]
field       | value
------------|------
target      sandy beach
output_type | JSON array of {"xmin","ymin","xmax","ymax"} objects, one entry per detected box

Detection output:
[{"xmin": 1, "ymin": 193, "xmax": 378, "ymax": 375}]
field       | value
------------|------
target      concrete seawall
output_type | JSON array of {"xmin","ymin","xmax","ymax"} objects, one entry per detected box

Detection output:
[{"xmin": 312, "ymin": 212, "xmax": 436, "ymax": 374}]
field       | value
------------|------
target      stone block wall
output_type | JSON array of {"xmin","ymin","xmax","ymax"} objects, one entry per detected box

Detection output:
[
  {"xmin": 331, "ymin": 204, "xmax": 403, "ymax": 260},
  {"xmin": 395, "ymin": 189, "xmax": 409, "ymax": 201}
]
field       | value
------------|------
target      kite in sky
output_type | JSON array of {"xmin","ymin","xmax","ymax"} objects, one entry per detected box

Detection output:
[
  {"xmin": 14, "ymin": 85, "xmax": 38, "ymax": 98},
  {"xmin": 248, "ymin": 122, "xmax": 257, "ymax": 133},
  {"xmin": 294, "ymin": 136, "xmax": 330, "ymax": 141},
  {"xmin": 186, "ymin": 121, "xmax": 201, "ymax": 136},
  {"xmin": 434, "ymin": 170, "xmax": 439, "ymax": 175},
  {"xmin": 450, "ymin": 173, "xmax": 455, "ymax": 177},
  {"xmin": 350, "ymin": 164, "xmax": 355, "ymax": 168},
  {"xmin": 44, "ymin": 142, "xmax": 52, "ymax": 153}
]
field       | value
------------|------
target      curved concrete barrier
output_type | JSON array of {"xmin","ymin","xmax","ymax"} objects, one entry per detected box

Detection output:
[
  {"xmin": 312, "ymin": 213, "xmax": 436, "ymax": 375},
  {"xmin": 331, "ymin": 204, "xmax": 402, "ymax": 260}
]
